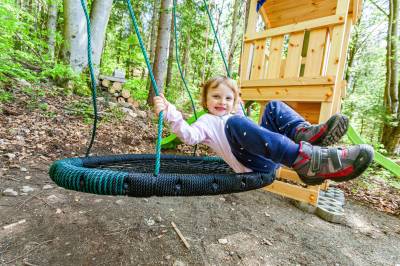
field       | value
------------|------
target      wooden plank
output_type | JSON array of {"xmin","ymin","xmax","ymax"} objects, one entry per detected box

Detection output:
[
  {"xmin": 240, "ymin": 85, "xmax": 334, "ymax": 102},
  {"xmin": 320, "ymin": 0, "xmax": 351, "ymax": 121},
  {"xmin": 284, "ymin": 32, "xmax": 305, "ymax": 78},
  {"xmin": 303, "ymin": 28, "xmax": 328, "ymax": 77},
  {"xmin": 333, "ymin": 14, "xmax": 353, "ymax": 113},
  {"xmin": 263, "ymin": 179, "xmax": 319, "ymax": 206},
  {"xmin": 241, "ymin": 76, "xmax": 335, "ymax": 87},
  {"xmin": 260, "ymin": 0, "xmax": 338, "ymax": 28},
  {"xmin": 244, "ymin": 14, "xmax": 345, "ymax": 42},
  {"xmin": 265, "ymin": 36, "xmax": 284, "ymax": 79},
  {"xmin": 98, "ymin": 75, "xmax": 126, "ymax": 83},
  {"xmin": 246, "ymin": 0, "xmax": 258, "ymax": 34},
  {"xmin": 276, "ymin": 167, "xmax": 302, "ymax": 183},
  {"xmin": 250, "ymin": 39, "xmax": 268, "ymax": 80},
  {"xmin": 240, "ymin": 43, "xmax": 254, "ymax": 81},
  {"xmin": 239, "ymin": 0, "xmax": 257, "ymax": 81},
  {"xmin": 285, "ymin": 102, "xmax": 321, "ymax": 124}
]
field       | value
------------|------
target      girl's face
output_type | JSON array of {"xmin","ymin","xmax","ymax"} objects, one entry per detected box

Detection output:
[{"xmin": 206, "ymin": 83, "xmax": 235, "ymax": 116}]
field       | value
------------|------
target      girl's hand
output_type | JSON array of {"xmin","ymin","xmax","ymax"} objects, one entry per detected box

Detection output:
[{"xmin": 153, "ymin": 93, "xmax": 169, "ymax": 117}]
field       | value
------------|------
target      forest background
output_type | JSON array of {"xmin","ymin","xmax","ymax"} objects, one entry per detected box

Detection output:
[{"xmin": 0, "ymin": 0, "xmax": 399, "ymax": 180}]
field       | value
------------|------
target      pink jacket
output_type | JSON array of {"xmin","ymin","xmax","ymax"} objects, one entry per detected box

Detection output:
[{"xmin": 164, "ymin": 104, "xmax": 252, "ymax": 173}]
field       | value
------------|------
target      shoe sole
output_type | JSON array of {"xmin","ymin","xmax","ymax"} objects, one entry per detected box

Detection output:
[
  {"xmin": 316, "ymin": 114, "xmax": 349, "ymax": 146},
  {"xmin": 300, "ymin": 144, "xmax": 374, "ymax": 186}
]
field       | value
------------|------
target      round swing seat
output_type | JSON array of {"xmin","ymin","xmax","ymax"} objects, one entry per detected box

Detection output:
[{"xmin": 49, "ymin": 154, "xmax": 275, "ymax": 197}]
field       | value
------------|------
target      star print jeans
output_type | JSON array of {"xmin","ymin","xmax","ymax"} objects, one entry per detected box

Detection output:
[{"xmin": 225, "ymin": 101, "xmax": 306, "ymax": 173}]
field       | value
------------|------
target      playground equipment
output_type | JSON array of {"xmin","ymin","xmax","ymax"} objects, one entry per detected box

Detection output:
[{"xmin": 239, "ymin": 0, "xmax": 363, "ymax": 205}]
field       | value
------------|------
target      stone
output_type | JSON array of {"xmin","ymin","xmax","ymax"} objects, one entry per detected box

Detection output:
[
  {"xmin": 172, "ymin": 260, "xmax": 187, "ymax": 266},
  {"xmin": 47, "ymin": 194, "xmax": 67, "ymax": 204},
  {"xmin": 20, "ymin": 186, "xmax": 34, "ymax": 193},
  {"xmin": 145, "ymin": 217, "xmax": 155, "ymax": 226},
  {"xmin": 42, "ymin": 185, "xmax": 53, "ymax": 190},
  {"xmin": 218, "ymin": 238, "xmax": 228, "ymax": 244},
  {"xmin": 137, "ymin": 110, "xmax": 147, "ymax": 119},
  {"xmin": 115, "ymin": 199, "xmax": 124, "ymax": 205},
  {"xmin": 3, "ymin": 188, "xmax": 18, "ymax": 197}
]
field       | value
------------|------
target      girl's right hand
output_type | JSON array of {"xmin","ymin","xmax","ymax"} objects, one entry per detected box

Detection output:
[{"xmin": 153, "ymin": 94, "xmax": 169, "ymax": 117}]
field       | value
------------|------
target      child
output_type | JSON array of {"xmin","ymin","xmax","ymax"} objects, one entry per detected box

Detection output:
[{"xmin": 153, "ymin": 76, "xmax": 374, "ymax": 185}]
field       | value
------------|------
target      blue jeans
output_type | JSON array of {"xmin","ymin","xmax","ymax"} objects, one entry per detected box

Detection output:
[{"xmin": 225, "ymin": 101, "xmax": 306, "ymax": 173}]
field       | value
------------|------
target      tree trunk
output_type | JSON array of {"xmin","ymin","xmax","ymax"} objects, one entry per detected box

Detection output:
[
  {"xmin": 245, "ymin": 0, "xmax": 251, "ymax": 31},
  {"xmin": 181, "ymin": 33, "xmax": 191, "ymax": 78},
  {"xmin": 382, "ymin": 0, "xmax": 400, "ymax": 154},
  {"xmin": 90, "ymin": 0, "xmax": 113, "ymax": 76},
  {"xmin": 146, "ymin": 0, "xmax": 160, "ymax": 94},
  {"xmin": 165, "ymin": 16, "xmax": 175, "ymax": 90},
  {"xmin": 147, "ymin": 0, "xmax": 172, "ymax": 105},
  {"xmin": 47, "ymin": 0, "xmax": 59, "ymax": 61},
  {"xmin": 206, "ymin": 0, "xmax": 225, "ymax": 79},
  {"xmin": 63, "ymin": 0, "xmax": 87, "ymax": 72},
  {"xmin": 228, "ymin": 0, "xmax": 240, "ymax": 74}
]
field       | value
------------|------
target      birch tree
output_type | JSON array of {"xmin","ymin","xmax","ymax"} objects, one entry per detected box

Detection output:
[
  {"xmin": 63, "ymin": 0, "xmax": 87, "ymax": 72},
  {"xmin": 47, "ymin": 0, "xmax": 59, "ymax": 60},
  {"xmin": 147, "ymin": 0, "xmax": 172, "ymax": 104},
  {"xmin": 90, "ymin": 0, "xmax": 113, "ymax": 75}
]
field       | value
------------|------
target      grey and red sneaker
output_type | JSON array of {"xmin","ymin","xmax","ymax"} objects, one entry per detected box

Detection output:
[
  {"xmin": 292, "ymin": 141, "xmax": 374, "ymax": 185},
  {"xmin": 293, "ymin": 114, "xmax": 349, "ymax": 146}
]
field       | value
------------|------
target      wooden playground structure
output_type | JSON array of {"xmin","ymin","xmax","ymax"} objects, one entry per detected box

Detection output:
[{"xmin": 239, "ymin": 0, "xmax": 363, "ymax": 205}]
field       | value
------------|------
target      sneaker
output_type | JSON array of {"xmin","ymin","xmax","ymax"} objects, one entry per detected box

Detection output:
[
  {"xmin": 292, "ymin": 141, "xmax": 374, "ymax": 185},
  {"xmin": 293, "ymin": 114, "xmax": 349, "ymax": 146}
]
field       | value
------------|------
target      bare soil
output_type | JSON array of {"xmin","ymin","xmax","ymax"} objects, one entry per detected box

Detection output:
[{"xmin": 0, "ymin": 85, "xmax": 399, "ymax": 265}]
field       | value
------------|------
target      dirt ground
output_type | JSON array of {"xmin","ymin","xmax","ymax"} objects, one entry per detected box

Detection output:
[{"xmin": 1, "ymin": 86, "xmax": 400, "ymax": 265}]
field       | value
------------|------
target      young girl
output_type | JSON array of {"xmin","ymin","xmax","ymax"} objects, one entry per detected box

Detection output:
[{"xmin": 153, "ymin": 76, "xmax": 374, "ymax": 185}]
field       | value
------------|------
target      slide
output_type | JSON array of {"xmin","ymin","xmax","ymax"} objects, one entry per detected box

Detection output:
[{"xmin": 347, "ymin": 125, "xmax": 400, "ymax": 177}]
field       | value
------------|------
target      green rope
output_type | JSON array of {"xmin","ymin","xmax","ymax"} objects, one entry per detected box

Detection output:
[
  {"xmin": 125, "ymin": 0, "xmax": 163, "ymax": 177},
  {"xmin": 172, "ymin": 0, "xmax": 198, "ymax": 120},
  {"xmin": 202, "ymin": 0, "xmax": 246, "ymax": 115},
  {"xmin": 80, "ymin": 0, "xmax": 98, "ymax": 157},
  {"xmin": 172, "ymin": 0, "xmax": 198, "ymax": 156}
]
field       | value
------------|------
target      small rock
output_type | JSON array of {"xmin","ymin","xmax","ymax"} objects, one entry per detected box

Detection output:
[
  {"xmin": 173, "ymin": 260, "xmax": 187, "ymax": 266},
  {"xmin": 218, "ymin": 238, "xmax": 228, "ymax": 244},
  {"xmin": 17, "ymin": 78, "xmax": 31, "ymax": 87},
  {"xmin": 165, "ymin": 255, "xmax": 172, "ymax": 260},
  {"xmin": 47, "ymin": 195, "xmax": 66, "ymax": 204},
  {"xmin": 219, "ymin": 197, "xmax": 226, "ymax": 202},
  {"xmin": 24, "ymin": 176, "xmax": 31, "ymax": 180},
  {"xmin": 3, "ymin": 188, "xmax": 18, "ymax": 197},
  {"xmin": 115, "ymin": 199, "xmax": 124, "ymax": 205},
  {"xmin": 42, "ymin": 185, "xmax": 53, "ymax": 190},
  {"xmin": 137, "ymin": 110, "xmax": 147, "ymax": 118},
  {"xmin": 56, "ymin": 208, "xmax": 62, "ymax": 214},
  {"xmin": 264, "ymin": 212, "xmax": 270, "ymax": 217},
  {"xmin": 20, "ymin": 186, "xmax": 34, "ymax": 193},
  {"xmin": 156, "ymin": 216, "xmax": 163, "ymax": 223},
  {"xmin": 20, "ymin": 167, "xmax": 28, "ymax": 172},
  {"xmin": 261, "ymin": 238, "xmax": 273, "ymax": 246},
  {"xmin": 5, "ymin": 153, "xmax": 16, "ymax": 160},
  {"xmin": 94, "ymin": 198, "xmax": 103, "ymax": 203},
  {"xmin": 143, "ymin": 198, "xmax": 149, "ymax": 202},
  {"xmin": 145, "ymin": 217, "xmax": 155, "ymax": 226}
]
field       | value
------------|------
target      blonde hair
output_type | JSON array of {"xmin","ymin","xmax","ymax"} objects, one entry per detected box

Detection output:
[{"xmin": 201, "ymin": 76, "xmax": 239, "ymax": 112}]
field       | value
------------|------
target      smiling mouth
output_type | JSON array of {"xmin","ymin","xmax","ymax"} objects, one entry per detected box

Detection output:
[{"xmin": 215, "ymin": 107, "xmax": 226, "ymax": 111}]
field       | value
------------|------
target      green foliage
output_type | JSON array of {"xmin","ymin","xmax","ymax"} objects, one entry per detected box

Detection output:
[
  {"xmin": 0, "ymin": 88, "xmax": 13, "ymax": 103},
  {"xmin": 103, "ymin": 106, "xmax": 125, "ymax": 123},
  {"xmin": 0, "ymin": 1, "xmax": 48, "ymax": 84},
  {"xmin": 123, "ymin": 78, "xmax": 147, "ymax": 102},
  {"xmin": 66, "ymin": 100, "xmax": 94, "ymax": 124}
]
